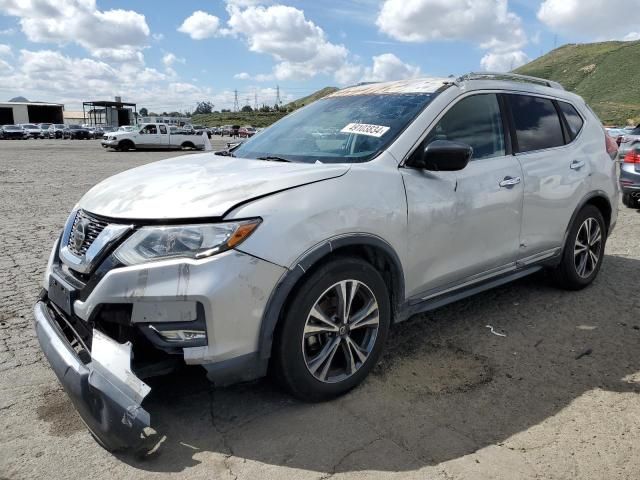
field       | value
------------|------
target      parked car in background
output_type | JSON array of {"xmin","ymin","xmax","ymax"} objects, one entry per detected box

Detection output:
[
  {"xmin": 193, "ymin": 125, "xmax": 212, "ymax": 138},
  {"xmin": 39, "ymin": 123, "xmax": 52, "ymax": 133},
  {"xmin": 64, "ymin": 124, "xmax": 91, "ymax": 140},
  {"xmin": 620, "ymin": 144, "xmax": 640, "ymax": 209},
  {"xmin": 238, "ymin": 126, "xmax": 257, "ymax": 138},
  {"xmin": 101, "ymin": 122, "xmax": 205, "ymax": 151},
  {"xmin": 118, "ymin": 126, "xmax": 136, "ymax": 132},
  {"xmin": 605, "ymin": 127, "xmax": 626, "ymax": 146},
  {"xmin": 618, "ymin": 125, "xmax": 640, "ymax": 158},
  {"xmin": 20, "ymin": 123, "xmax": 44, "ymax": 139},
  {"xmin": 85, "ymin": 126, "xmax": 106, "ymax": 139},
  {"xmin": 102, "ymin": 126, "xmax": 117, "ymax": 134},
  {"xmin": 0, "ymin": 124, "xmax": 27, "ymax": 139},
  {"xmin": 47, "ymin": 124, "xmax": 66, "ymax": 139},
  {"xmin": 35, "ymin": 73, "xmax": 619, "ymax": 451}
]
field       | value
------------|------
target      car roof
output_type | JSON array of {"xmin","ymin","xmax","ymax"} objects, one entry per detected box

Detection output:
[{"xmin": 329, "ymin": 72, "xmax": 583, "ymax": 105}]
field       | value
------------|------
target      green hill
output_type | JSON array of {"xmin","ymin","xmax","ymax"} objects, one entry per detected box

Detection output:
[
  {"xmin": 515, "ymin": 41, "xmax": 640, "ymax": 125},
  {"xmin": 285, "ymin": 86, "xmax": 338, "ymax": 109}
]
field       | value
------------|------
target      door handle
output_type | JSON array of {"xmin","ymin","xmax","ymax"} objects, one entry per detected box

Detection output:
[
  {"xmin": 499, "ymin": 176, "xmax": 521, "ymax": 188},
  {"xmin": 570, "ymin": 159, "xmax": 585, "ymax": 170}
]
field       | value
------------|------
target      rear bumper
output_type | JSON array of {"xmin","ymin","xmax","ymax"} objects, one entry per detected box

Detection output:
[{"xmin": 34, "ymin": 300, "xmax": 151, "ymax": 451}]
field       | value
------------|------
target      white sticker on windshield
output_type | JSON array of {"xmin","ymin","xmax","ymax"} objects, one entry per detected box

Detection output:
[{"xmin": 341, "ymin": 123, "xmax": 390, "ymax": 138}]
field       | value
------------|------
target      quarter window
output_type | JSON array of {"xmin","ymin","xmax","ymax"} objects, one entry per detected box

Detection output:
[
  {"xmin": 506, "ymin": 95, "xmax": 565, "ymax": 153},
  {"xmin": 159, "ymin": 124, "xmax": 167, "ymax": 134},
  {"xmin": 423, "ymin": 94, "xmax": 505, "ymax": 161},
  {"xmin": 557, "ymin": 101, "xmax": 584, "ymax": 140}
]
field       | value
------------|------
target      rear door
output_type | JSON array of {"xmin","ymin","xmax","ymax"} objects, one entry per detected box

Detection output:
[
  {"xmin": 402, "ymin": 93, "xmax": 524, "ymax": 298},
  {"xmin": 505, "ymin": 94, "xmax": 589, "ymax": 262}
]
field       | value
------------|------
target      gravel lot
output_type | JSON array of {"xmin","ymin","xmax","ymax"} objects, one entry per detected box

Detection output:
[{"xmin": 1, "ymin": 139, "xmax": 639, "ymax": 480}]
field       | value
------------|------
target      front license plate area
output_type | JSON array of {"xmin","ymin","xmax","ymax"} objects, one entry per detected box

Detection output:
[{"xmin": 48, "ymin": 273, "xmax": 76, "ymax": 316}]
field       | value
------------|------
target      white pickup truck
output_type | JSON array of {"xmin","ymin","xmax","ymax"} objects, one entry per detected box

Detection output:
[{"xmin": 101, "ymin": 123, "xmax": 206, "ymax": 151}]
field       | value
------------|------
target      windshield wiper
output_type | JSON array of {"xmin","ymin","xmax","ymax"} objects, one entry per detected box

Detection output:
[
  {"xmin": 256, "ymin": 156, "xmax": 293, "ymax": 163},
  {"xmin": 215, "ymin": 149, "xmax": 235, "ymax": 157}
]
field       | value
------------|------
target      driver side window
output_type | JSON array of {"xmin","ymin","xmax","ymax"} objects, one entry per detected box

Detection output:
[
  {"xmin": 141, "ymin": 125, "xmax": 157, "ymax": 134},
  {"xmin": 422, "ymin": 94, "xmax": 505, "ymax": 161}
]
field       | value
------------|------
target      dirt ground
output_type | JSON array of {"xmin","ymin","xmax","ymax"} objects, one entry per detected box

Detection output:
[{"xmin": 1, "ymin": 139, "xmax": 639, "ymax": 480}]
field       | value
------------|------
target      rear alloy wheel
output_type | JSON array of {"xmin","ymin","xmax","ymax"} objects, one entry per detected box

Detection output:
[
  {"xmin": 273, "ymin": 257, "xmax": 390, "ymax": 401},
  {"xmin": 551, "ymin": 205, "xmax": 606, "ymax": 290},
  {"xmin": 573, "ymin": 217, "xmax": 603, "ymax": 279}
]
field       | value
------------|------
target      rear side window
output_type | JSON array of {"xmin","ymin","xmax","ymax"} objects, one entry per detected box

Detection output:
[
  {"xmin": 557, "ymin": 101, "xmax": 584, "ymax": 140},
  {"xmin": 506, "ymin": 95, "xmax": 565, "ymax": 153},
  {"xmin": 424, "ymin": 94, "xmax": 505, "ymax": 160}
]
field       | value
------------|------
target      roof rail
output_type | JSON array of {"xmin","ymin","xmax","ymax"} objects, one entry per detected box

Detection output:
[{"xmin": 458, "ymin": 72, "xmax": 565, "ymax": 91}]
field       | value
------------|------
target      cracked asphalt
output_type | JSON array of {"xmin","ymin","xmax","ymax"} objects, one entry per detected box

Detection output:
[{"xmin": 1, "ymin": 139, "xmax": 640, "ymax": 479}]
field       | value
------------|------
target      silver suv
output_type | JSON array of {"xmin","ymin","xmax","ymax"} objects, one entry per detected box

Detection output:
[{"xmin": 34, "ymin": 73, "xmax": 619, "ymax": 450}]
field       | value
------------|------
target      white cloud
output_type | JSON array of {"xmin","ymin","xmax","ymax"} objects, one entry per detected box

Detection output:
[
  {"xmin": 0, "ymin": 1, "xmax": 150, "ymax": 52},
  {"xmin": 625, "ymin": 32, "xmax": 640, "ymax": 41},
  {"xmin": 93, "ymin": 47, "xmax": 145, "ymax": 65},
  {"xmin": 225, "ymin": 4, "xmax": 349, "ymax": 81},
  {"xmin": 361, "ymin": 53, "xmax": 421, "ymax": 82},
  {"xmin": 162, "ymin": 52, "xmax": 185, "ymax": 67},
  {"xmin": 0, "ymin": 28, "xmax": 15, "ymax": 35},
  {"xmin": 377, "ymin": 0, "xmax": 526, "ymax": 50},
  {"xmin": 0, "ymin": 59, "xmax": 12, "ymax": 73},
  {"xmin": 480, "ymin": 50, "xmax": 529, "ymax": 72},
  {"xmin": 0, "ymin": 49, "xmax": 212, "ymax": 110},
  {"xmin": 234, "ymin": 72, "xmax": 251, "ymax": 80},
  {"xmin": 376, "ymin": 0, "xmax": 527, "ymax": 72},
  {"xmin": 538, "ymin": 0, "xmax": 640, "ymax": 41},
  {"xmin": 0, "ymin": 44, "xmax": 12, "ymax": 57},
  {"xmin": 178, "ymin": 11, "xmax": 222, "ymax": 40}
]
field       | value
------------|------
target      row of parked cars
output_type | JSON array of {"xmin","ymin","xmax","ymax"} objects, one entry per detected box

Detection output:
[{"xmin": 0, "ymin": 123, "xmax": 121, "ymax": 140}]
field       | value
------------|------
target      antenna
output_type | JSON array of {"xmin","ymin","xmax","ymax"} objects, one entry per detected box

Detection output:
[{"xmin": 233, "ymin": 89, "xmax": 239, "ymax": 112}]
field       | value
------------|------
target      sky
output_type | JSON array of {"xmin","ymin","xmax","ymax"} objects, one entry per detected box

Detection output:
[{"xmin": 0, "ymin": 0, "xmax": 638, "ymax": 111}]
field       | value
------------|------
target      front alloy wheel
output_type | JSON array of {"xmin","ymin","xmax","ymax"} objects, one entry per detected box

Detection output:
[
  {"xmin": 302, "ymin": 280, "xmax": 380, "ymax": 383},
  {"xmin": 273, "ymin": 257, "xmax": 390, "ymax": 401}
]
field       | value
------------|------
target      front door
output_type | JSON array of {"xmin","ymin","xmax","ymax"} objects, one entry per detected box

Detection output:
[{"xmin": 401, "ymin": 93, "xmax": 524, "ymax": 299}]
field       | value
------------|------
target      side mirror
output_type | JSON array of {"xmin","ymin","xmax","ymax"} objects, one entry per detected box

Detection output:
[{"xmin": 407, "ymin": 140, "xmax": 473, "ymax": 171}]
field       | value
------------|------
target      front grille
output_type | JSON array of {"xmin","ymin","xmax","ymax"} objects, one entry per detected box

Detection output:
[{"xmin": 67, "ymin": 210, "xmax": 109, "ymax": 256}]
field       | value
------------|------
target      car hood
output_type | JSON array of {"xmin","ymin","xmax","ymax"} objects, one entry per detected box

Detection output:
[{"xmin": 78, "ymin": 153, "xmax": 350, "ymax": 220}]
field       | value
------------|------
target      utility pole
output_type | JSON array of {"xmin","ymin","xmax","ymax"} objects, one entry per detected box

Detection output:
[
  {"xmin": 254, "ymin": 91, "xmax": 258, "ymax": 110},
  {"xmin": 276, "ymin": 85, "xmax": 282, "ymax": 105},
  {"xmin": 233, "ymin": 89, "xmax": 239, "ymax": 112}
]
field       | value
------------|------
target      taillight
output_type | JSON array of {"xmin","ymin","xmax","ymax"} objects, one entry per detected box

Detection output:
[
  {"xmin": 604, "ymin": 130, "xmax": 618, "ymax": 159},
  {"xmin": 623, "ymin": 150, "xmax": 640, "ymax": 164}
]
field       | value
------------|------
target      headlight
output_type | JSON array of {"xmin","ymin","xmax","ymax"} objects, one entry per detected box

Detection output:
[{"xmin": 114, "ymin": 219, "xmax": 261, "ymax": 266}]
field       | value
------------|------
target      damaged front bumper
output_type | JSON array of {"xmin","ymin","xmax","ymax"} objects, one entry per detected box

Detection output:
[{"xmin": 34, "ymin": 300, "xmax": 152, "ymax": 451}]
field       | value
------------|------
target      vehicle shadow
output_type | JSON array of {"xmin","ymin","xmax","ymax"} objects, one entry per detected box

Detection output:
[{"xmin": 118, "ymin": 254, "xmax": 640, "ymax": 474}]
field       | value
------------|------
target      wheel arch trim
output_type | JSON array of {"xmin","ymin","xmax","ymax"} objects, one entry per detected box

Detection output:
[
  {"xmin": 255, "ymin": 233, "xmax": 405, "ymax": 360},
  {"xmin": 561, "ymin": 191, "xmax": 613, "ymax": 255}
]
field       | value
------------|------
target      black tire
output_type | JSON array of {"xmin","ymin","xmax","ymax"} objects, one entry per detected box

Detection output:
[
  {"xmin": 622, "ymin": 193, "xmax": 640, "ymax": 209},
  {"xmin": 119, "ymin": 140, "xmax": 134, "ymax": 151},
  {"xmin": 551, "ymin": 205, "xmax": 606, "ymax": 290},
  {"xmin": 181, "ymin": 142, "xmax": 195, "ymax": 150},
  {"xmin": 272, "ymin": 257, "xmax": 390, "ymax": 401}
]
